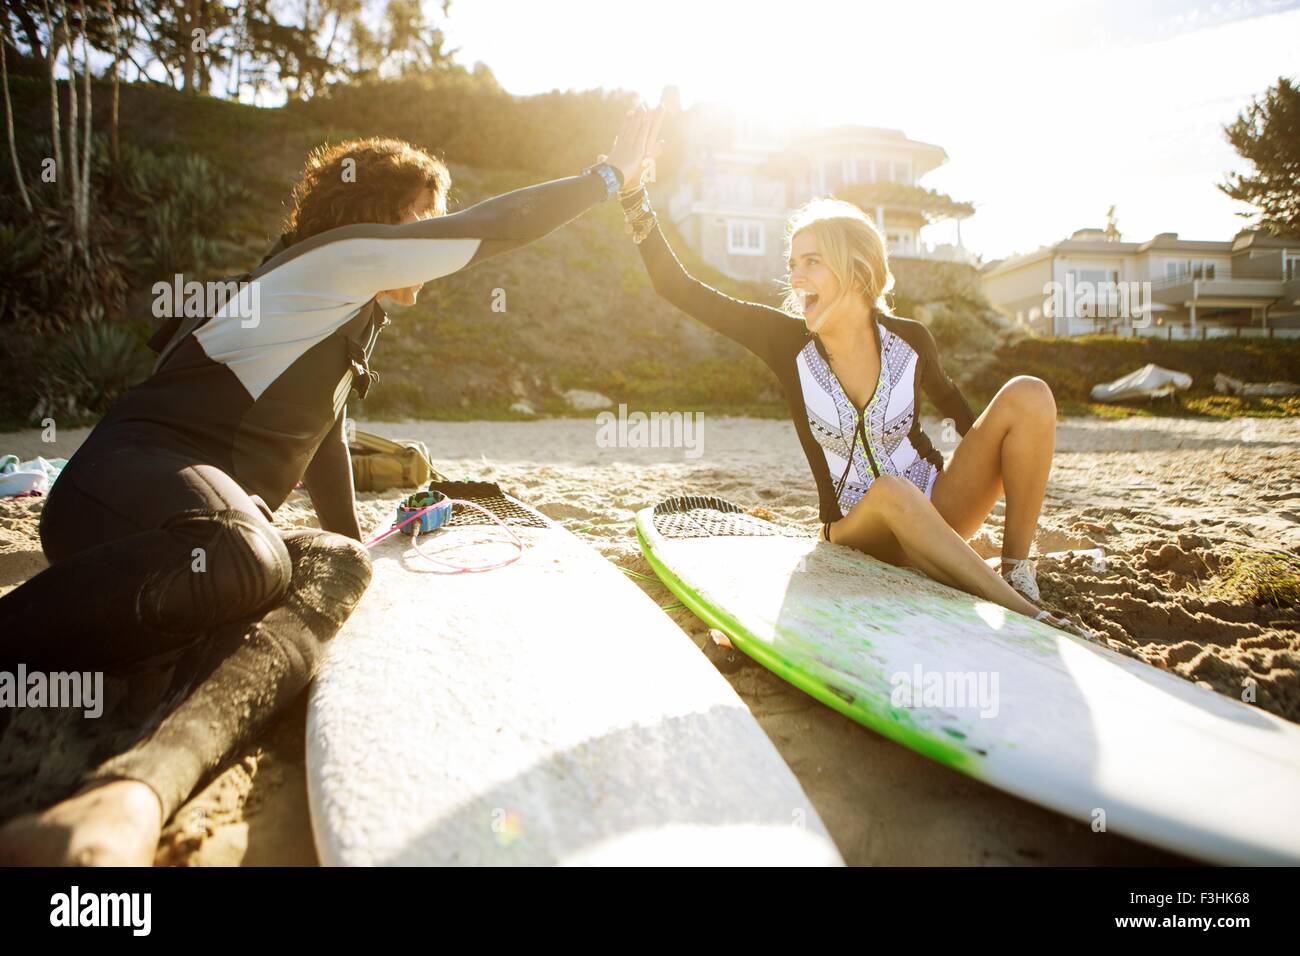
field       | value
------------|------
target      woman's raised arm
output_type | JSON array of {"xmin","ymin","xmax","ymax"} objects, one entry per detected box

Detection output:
[
  {"xmin": 628, "ymin": 193, "xmax": 796, "ymax": 368},
  {"xmin": 253, "ymin": 108, "xmax": 661, "ymax": 303}
]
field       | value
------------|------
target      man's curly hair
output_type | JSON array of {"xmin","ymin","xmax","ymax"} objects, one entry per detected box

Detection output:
[{"xmin": 281, "ymin": 138, "xmax": 451, "ymax": 244}]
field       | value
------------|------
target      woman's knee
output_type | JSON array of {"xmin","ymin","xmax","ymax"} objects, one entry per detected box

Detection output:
[
  {"xmin": 148, "ymin": 509, "xmax": 293, "ymax": 631},
  {"xmin": 861, "ymin": 474, "xmax": 925, "ymax": 514},
  {"xmin": 837, "ymin": 480, "xmax": 916, "ymax": 563},
  {"xmin": 280, "ymin": 530, "xmax": 373, "ymax": 630},
  {"xmin": 179, "ymin": 531, "xmax": 371, "ymax": 711},
  {"xmin": 999, "ymin": 375, "xmax": 1056, "ymax": 420}
]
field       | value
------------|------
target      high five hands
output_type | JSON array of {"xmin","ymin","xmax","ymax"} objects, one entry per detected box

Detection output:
[{"xmin": 601, "ymin": 87, "xmax": 674, "ymax": 195}]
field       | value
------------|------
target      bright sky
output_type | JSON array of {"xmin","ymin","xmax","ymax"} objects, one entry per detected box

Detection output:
[{"xmin": 444, "ymin": 0, "xmax": 1300, "ymax": 261}]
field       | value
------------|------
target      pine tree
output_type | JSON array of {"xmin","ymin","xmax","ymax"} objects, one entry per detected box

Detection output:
[{"xmin": 1219, "ymin": 77, "xmax": 1300, "ymax": 238}]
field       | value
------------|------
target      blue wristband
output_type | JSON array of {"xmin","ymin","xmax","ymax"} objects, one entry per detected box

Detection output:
[{"xmin": 585, "ymin": 162, "xmax": 624, "ymax": 201}]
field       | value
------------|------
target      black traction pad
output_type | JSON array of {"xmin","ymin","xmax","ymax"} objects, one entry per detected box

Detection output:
[
  {"xmin": 425, "ymin": 480, "xmax": 551, "ymax": 529},
  {"xmin": 650, "ymin": 495, "xmax": 807, "ymax": 539}
]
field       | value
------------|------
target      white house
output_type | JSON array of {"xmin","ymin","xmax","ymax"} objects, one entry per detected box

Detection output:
[
  {"xmin": 661, "ymin": 107, "xmax": 972, "ymax": 282},
  {"xmin": 981, "ymin": 228, "xmax": 1300, "ymax": 338}
]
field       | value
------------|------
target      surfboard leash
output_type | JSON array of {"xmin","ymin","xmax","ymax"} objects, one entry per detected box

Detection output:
[{"xmin": 364, "ymin": 490, "xmax": 526, "ymax": 573}]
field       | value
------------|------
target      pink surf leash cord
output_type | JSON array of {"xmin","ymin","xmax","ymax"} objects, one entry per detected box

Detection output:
[{"xmin": 363, "ymin": 498, "xmax": 526, "ymax": 573}]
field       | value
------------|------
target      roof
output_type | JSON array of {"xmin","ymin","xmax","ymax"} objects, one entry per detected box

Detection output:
[
  {"xmin": 806, "ymin": 125, "xmax": 946, "ymax": 153},
  {"xmin": 981, "ymin": 246, "xmax": 1053, "ymax": 275},
  {"xmin": 1135, "ymin": 233, "xmax": 1232, "ymax": 253},
  {"xmin": 982, "ymin": 230, "xmax": 1252, "ymax": 278},
  {"xmin": 800, "ymin": 126, "xmax": 947, "ymax": 170},
  {"xmin": 1231, "ymin": 229, "xmax": 1300, "ymax": 252}
]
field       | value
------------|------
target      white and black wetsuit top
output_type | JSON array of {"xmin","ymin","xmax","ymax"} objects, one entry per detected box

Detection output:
[
  {"xmin": 91, "ymin": 169, "xmax": 611, "ymax": 518},
  {"xmin": 637, "ymin": 220, "xmax": 976, "ymax": 524}
]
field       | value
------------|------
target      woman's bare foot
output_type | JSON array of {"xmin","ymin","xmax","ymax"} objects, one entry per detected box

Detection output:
[{"xmin": 0, "ymin": 779, "xmax": 163, "ymax": 866}]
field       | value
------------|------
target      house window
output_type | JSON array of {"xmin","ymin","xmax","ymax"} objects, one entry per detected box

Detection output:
[
  {"xmin": 1285, "ymin": 253, "xmax": 1300, "ymax": 281},
  {"xmin": 1166, "ymin": 260, "xmax": 1217, "ymax": 280},
  {"xmin": 736, "ymin": 175, "xmax": 754, "ymax": 204},
  {"xmin": 727, "ymin": 219, "xmax": 765, "ymax": 256},
  {"xmin": 714, "ymin": 174, "xmax": 750, "ymax": 204},
  {"xmin": 1071, "ymin": 269, "xmax": 1121, "ymax": 317},
  {"xmin": 892, "ymin": 161, "xmax": 911, "ymax": 185}
]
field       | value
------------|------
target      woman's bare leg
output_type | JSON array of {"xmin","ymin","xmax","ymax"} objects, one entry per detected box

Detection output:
[
  {"xmin": 930, "ymin": 375, "xmax": 1057, "ymax": 560},
  {"xmin": 831, "ymin": 475, "xmax": 1040, "ymax": 618}
]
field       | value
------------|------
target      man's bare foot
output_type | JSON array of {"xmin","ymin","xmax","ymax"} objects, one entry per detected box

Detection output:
[{"xmin": 0, "ymin": 780, "xmax": 163, "ymax": 866}]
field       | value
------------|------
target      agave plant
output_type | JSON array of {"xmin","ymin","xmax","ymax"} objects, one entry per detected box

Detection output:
[
  {"xmin": 106, "ymin": 145, "xmax": 241, "ymax": 276},
  {"xmin": 0, "ymin": 222, "xmax": 43, "ymax": 319},
  {"xmin": 41, "ymin": 322, "xmax": 152, "ymax": 414},
  {"xmin": 133, "ymin": 199, "xmax": 220, "ymax": 275}
]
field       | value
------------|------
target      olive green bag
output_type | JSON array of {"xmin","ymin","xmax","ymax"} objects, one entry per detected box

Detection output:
[{"xmin": 348, "ymin": 429, "xmax": 439, "ymax": 492}]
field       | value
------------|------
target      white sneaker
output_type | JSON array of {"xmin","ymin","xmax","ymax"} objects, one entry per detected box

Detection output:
[
  {"xmin": 1001, "ymin": 558, "xmax": 1040, "ymax": 603},
  {"xmin": 1035, "ymin": 610, "xmax": 1102, "ymax": 642}
]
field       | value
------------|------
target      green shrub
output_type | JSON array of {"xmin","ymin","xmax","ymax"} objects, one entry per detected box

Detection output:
[
  {"xmin": 40, "ymin": 322, "xmax": 152, "ymax": 415},
  {"xmin": 967, "ymin": 336, "xmax": 1300, "ymax": 416}
]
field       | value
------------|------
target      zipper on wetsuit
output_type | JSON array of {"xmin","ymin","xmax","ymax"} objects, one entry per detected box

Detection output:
[
  {"xmin": 856, "ymin": 409, "xmax": 881, "ymax": 478},
  {"xmin": 833, "ymin": 406, "xmax": 881, "ymax": 501}
]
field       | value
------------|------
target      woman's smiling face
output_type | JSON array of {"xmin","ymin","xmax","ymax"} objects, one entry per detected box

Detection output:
[{"xmin": 787, "ymin": 230, "xmax": 841, "ymax": 332}]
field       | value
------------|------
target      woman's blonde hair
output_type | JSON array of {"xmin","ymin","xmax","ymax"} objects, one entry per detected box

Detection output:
[{"xmin": 781, "ymin": 198, "xmax": 895, "ymax": 321}]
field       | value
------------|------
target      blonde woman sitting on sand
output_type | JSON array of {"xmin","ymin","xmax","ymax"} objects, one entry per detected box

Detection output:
[{"xmin": 619, "ymin": 114, "xmax": 1092, "ymax": 637}]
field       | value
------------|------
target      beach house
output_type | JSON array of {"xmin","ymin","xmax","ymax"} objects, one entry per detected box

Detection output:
[
  {"xmin": 661, "ymin": 106, "xmax": 973, "ymax": 283},
  {"xmin": 981, "ymin": 229, "xmax": 1300, "ymax": 339}
]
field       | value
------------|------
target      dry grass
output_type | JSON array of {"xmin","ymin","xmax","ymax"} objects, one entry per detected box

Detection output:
[{"xmin": 1209, "ymin": 549, "xmax": 1300, "ymax": 608}]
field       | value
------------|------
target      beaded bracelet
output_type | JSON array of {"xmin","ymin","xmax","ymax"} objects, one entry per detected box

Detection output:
[{"xmin": 620, "ymin": 187, "xmax": 657, "ymax": 244}]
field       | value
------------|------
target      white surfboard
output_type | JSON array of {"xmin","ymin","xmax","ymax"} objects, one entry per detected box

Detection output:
[
  {"xmin": 306, "ymin": 483, "xmax": 841, "ymax": 866},
  {"xmin": 636, "ymin": 496, "xmax": 1300, "ymax": 866}
]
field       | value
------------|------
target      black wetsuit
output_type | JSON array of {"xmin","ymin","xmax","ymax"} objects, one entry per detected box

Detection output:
[
  {"xmin": 0, "ymin": 168, "xmax": 613, "ymax": 821},
  {"xmin": 636, "ymin": 218, "xmax": 976, "ymax": 531}
]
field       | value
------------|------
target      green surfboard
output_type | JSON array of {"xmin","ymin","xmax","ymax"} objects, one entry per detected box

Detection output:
[{"xmin": 637, "ymin": 495, "xmax": 1300, "ymax": 865}]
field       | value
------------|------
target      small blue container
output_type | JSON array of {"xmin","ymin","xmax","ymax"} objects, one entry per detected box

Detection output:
[{"xmin": 396, "ymin": 489, "xmax": 452, "ymax": 535}]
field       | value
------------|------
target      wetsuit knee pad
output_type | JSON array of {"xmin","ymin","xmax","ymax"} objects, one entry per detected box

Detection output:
[
  {"xmin": 141, "ymin": 509, "xmax": 293, "ymax": 632},
  {"xmin": 236, "ymin": 530, "xmax": 373, "ymax": 684},
  {"xmin": 280, "ymin": 530, "xmax": 373, "ymax": 633}
]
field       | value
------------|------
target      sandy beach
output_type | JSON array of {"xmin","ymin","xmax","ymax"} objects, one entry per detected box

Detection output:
[{"xmin": 1, "ymin": 414, "xmax": 1297, "ymax": 865}]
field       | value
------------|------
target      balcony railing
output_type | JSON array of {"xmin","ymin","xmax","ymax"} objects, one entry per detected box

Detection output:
[
  {"xmin": 1151, "ymin": 268, "xmax": 1231, "ymax": 289},
  {"xmin": 890, "ymin": 242, "xmax": 976, "ymax": 265},
  {"xmin": 1134, "ymin": 324, "xmax": 1300, "ymax": 341}
]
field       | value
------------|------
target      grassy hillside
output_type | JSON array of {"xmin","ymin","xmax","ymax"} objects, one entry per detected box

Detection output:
[
  {"xmin": 342, "ymin": 169, "xmax": 787, "ymax": 421},
  {"xmin": 2, "ymin": 77, "xmax": 1297, "ymax": 426},
  {"xmin": 0, "ymin": 76, "xmax": 785, "ymax": 425}
]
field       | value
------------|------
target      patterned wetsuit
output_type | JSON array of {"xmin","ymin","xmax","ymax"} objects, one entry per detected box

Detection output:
[{"xmin": 636, "ymin": 219, "xmax": 976, "ymax": 525}]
